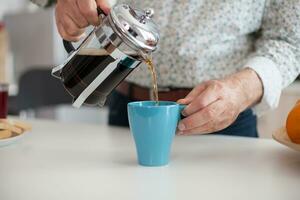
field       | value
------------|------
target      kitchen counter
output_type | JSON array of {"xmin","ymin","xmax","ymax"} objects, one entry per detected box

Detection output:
[{"xmin": 0, "ymin": 119, "xmax": 300, "ymax": 200}]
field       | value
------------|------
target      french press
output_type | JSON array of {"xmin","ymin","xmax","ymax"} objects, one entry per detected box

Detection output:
[{"xmin": 52, "ymin": 4, "xmax": 159, "ymax": 108}]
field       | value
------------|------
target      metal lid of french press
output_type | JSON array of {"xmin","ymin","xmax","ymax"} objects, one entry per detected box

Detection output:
[{"xmin": 109, "ymin": 4, "xmax": 160, "ymax": 52}]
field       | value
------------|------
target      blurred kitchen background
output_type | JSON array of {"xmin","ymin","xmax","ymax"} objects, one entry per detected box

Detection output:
[{"xmin": 0, "ymin": 0, "xmax": 299, "ymax": 138}]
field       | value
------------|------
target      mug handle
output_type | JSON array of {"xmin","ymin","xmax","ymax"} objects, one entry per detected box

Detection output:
[
  {"xmin": 178, "ymin": 104, "xmax": 186, "ymax": 121},
  {"xmin": 62, "ymin": 7, "xmax": 108, "ymax": 54}
]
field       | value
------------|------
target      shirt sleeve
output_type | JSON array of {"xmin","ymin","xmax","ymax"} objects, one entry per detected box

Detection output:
[{"xmin": 243, "ymin": 0, "xmax": 300, "ymax": 116}]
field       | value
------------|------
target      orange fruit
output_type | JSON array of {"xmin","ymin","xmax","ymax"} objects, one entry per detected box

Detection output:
[{"xmin": 286, "ymin": 100, "xmax": 300, "ymax": 144}]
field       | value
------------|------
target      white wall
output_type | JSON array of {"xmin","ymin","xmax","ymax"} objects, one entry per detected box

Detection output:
[
  {"xmin": 0, "ymin": 0, "xmax": 28, "ymax": 20},
  {"xmin": 3, "ymin": 8, "xmax": 66, "ymax": 88}
]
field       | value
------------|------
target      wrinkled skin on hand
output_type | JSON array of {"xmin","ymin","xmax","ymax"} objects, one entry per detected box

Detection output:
[
  {"xmin": 55, "ymin": 0, "xmax": 110, "ymax": 41},
  {"xmin": 177, "ymin": 68, "xmax": 263, "ymax": 135}
]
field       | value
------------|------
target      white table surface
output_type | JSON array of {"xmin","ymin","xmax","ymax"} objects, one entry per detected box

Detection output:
[{"xmin": 0, "ymin": 119, "xmax": 300, "ymax": 200}]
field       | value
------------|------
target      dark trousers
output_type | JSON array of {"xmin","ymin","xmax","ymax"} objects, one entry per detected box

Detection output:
[{"xmin": 108, "ymin": 91, "xmax": 258, "ymax": 138}]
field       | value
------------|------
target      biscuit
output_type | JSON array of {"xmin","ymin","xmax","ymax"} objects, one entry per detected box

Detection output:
[
  {"xmin": 0, "ymin": 130, "xmax": 12, "ymax": 139},
  {"xmin": 0, "ymin": 121, "xmax": 23, "ymax": 134},
  {"xmin": 12, "ymin": 120, "xmax": 32, "ymax": 132}
]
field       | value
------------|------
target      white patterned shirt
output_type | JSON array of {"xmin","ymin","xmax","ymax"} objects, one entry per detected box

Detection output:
[
  {"xmin": 37, "ymin": 0, "xmax": 300, "ymax": 115},
  {"xmin": 121, "ymin": 0, "xmax": 300, "ymax": 115}
]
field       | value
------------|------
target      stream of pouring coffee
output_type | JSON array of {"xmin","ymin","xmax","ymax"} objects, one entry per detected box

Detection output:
[{"xmin": 144, "ymin": 55, "xmax": 159, "ymax": 105}]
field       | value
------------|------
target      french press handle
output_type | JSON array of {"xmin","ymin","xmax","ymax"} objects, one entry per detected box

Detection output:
[{"xmin": 62, "ymin": 8, "xmax": 107, "ymax": 54}]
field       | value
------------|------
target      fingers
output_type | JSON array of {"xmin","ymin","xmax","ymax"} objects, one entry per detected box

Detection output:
[
  {"xmin": 57, "ymin": 20, "xmax": 83, "ymax": 42},
  {"xmin": 62, "ymin": 14, "xmax": 86, "ymax": 38},
  {"xmin": 176, "ymin": 78, "xmax": 245, "ymax": 136},
  {"xmin": 68, "ymin": 2, "xmax": 89, "ymax": 28},
  {"xmin": 181, "ymin": 86, "xmax": 219, "ymax": 117},
  {"xmin": 96, "ymin": 0, "xmax": 111, "ymax": 14},
  {"xmin": 177, "ymin": 83, "xmax": 207, "ymax": 105},
  {"xmin": 56, "ymin": 0, "xmax": 105, "ymax": 41},
  {"xmin": 178, "ymin": 100, "xmax": 225, "ymax": 133},
  {"xmin": 55, "ymin": 0, "xmax": 111, "ymax": 41},
  {"xmin": 178, "ymin": 115, "xmax": 231, "ymax": 135},
  {"xmin": 77, "ymin": 0, "xmax": 100, "ymax": 26}
]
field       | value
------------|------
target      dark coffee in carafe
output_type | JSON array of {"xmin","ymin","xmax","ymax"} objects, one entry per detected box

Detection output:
[
  {"xmin": 61, "ymin": 48, "xmax": 138, "ymax": 106},
  {"xmin": 53, "ymin": 4, "xmax": 159, "ymax": 107}
]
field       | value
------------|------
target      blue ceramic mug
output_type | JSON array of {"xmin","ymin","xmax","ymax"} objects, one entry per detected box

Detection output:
[{"xmin": 128, "ymin": 101, "xmax": 185, "ymax": 166}]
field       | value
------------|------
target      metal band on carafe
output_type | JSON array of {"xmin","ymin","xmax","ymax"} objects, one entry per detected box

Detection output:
[{"xmin": 72, "ymin": 48, "xmax": 140, "ymax": 108}]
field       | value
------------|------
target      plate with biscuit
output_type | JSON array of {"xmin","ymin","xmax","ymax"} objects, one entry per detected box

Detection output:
[
  {"xmin": 272, "ymin": 100, "xmax": 300, "ymax": 152},
  {"xmin": 273, "ymin": 127, "xmax": 300, "ymax": 152},
  {"xmin": 0, "ymin": 119, "xmax": 32, "ymax": 147}
]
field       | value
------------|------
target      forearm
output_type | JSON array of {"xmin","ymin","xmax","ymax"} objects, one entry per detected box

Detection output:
[{"xmin": 241, "ymin": 1, "xmax": 300, "ymax": 116}]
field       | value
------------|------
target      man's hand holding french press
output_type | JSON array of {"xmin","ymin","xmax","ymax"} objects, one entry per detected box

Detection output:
[{"xmin": 55, "ymin": 0, "xmax": 110, "ymax": 41}]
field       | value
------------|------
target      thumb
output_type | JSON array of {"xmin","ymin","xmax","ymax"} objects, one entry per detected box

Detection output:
[{"xmin": 96, "ymin": 0, "xmax": 111, "ymax": 15}]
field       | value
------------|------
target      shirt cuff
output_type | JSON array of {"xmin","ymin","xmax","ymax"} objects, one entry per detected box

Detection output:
[{"xmin": 243, "ymin": 56, "xmax": 282, "ymax": 116}]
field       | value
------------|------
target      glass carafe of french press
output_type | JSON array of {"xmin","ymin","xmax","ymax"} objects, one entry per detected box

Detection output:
[{"xmin": 52, "ymin": 4, "xmax": 159, "ymax": 108}]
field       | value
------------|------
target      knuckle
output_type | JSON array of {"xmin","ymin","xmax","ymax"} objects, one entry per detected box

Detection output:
[
  {"xmin": 208, "ymin": 121, "xmax": 220, "ymax": 133},
  {"xmin": 210, "ymin": 80, "xmax": 223, "ymax": 90},
  {"xmin": 63, "ymin": 34, "xmax": 72, "ymax": 41},
  {"xmin": 64, "ymin": 25, "xmax": 78, "ymax": 36},
  {"xmin": 62, "ymin": 33, "xmax": 70, "ymax": 41},
  {"xmin": 72, "ymin": 37, "xmax": 81, "ymax": 42},
  {"xmin": 68, "ymin": 29, "xmax": 78, "ymax": 36},
  {"xmin": 64, "ymin": 25, "xmax": 73, "ymax": 34},
  {"xmin": 220, "ymin": 120, "xmax": 231, "ymax": 130},
  {"xmin": 59, "ymin": 30, "xmax": 78, "ymax": 42},
  {"xmin": 195, "ymin": 84, "xmax": 204, "ymax": 91},
  {"xmin": 183, "ymin": 121, "xmax": 192, "ymax": 130},
  {"xmin": 182, "ymin": 119, "xmax": 194, "ymax": 130},
  {"xmin": 77, "ymin": 20, "xmax": 88, "ymax": 28}
]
